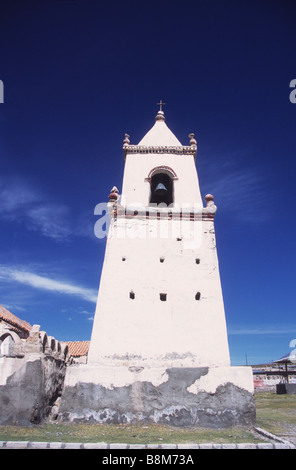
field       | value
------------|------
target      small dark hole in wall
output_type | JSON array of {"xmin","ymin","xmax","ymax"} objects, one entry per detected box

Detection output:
[
  {"xmin": 160, "ymin": 257, "xmax": 165, "ymax": 263},
  {"xmin": 195, "ymin": 292, "xmax": 201, "ymax": 301},
  {"xmin": 130, "ymin": 291, "xmax": 135, "ymax": 299},
  {"xmin": 122, "ymin": 257, "xmax": 126, "ymax": 261},
  {"xmin": 160, "ymin": 293, "xmax": 167, "ymax": 301},
  {"xmin": 195, "ymin": 258, "xmax": 200, "ymax": 264}
]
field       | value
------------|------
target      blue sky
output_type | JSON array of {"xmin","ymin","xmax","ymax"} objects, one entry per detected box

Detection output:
[{"xmin": 0, "ymin": 0, "xmax": 295, "ymax": 365}]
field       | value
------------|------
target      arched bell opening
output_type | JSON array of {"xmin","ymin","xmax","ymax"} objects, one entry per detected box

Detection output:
[{"xmin": 149, "ymin": 173, "xmax": 174, "ymax": 206}]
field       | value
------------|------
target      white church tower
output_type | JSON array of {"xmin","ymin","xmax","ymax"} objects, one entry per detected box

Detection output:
[
  {"xmin": 88, "ymin": 105, "xmax": 230, "ymax": 368},
  {"xmin": 59, "ymin": 105, "xmax": 255, "ymax": 427}
]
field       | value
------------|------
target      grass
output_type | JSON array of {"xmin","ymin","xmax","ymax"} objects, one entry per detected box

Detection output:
[
  {"xmin": 0, "ymin": 392, "xmax": 295, "ymax": 444},
  {"xmin": 255, "ymin": 391, "xmax": 296, "ymax": 442},
  {"xmin": 0, "ymin": 422, "xmax": 260, "ymax": 444}
]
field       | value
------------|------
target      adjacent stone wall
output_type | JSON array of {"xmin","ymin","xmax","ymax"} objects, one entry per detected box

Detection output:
[
  {"xmin": 0, "ymin": 325, "xmax": 68, "ymax": 425},
  {"xmin": 0, "ymin": 355, "xmax": 66, "ymax": 425}
]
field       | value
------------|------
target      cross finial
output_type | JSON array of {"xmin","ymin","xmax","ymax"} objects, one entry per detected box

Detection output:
[{"xmin": 157, "ymin": 100, "xmax": 165, "ymax": 112}]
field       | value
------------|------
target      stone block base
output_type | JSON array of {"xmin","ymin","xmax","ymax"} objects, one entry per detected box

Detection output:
[{"xmin": 58, "ymin": 364, "xmax": 255, "ymax": 428}]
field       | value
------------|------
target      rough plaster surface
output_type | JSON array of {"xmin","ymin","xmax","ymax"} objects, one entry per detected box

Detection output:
[
  {"xmin": 58, "ymin": 365, "xmax": 255, "ymax": 428},
  {"xmin": 0, "ymin": 355, "xmax": 66, "ymax": 425},
  {"xmin": 64, "ymin": 363, "xmax": 170, "ymax": 389},
  {"xmin": 187, "ymin": 366, "xmax": 254, "ymax": 394}
]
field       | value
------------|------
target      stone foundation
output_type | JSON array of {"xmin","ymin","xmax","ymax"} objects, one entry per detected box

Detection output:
[{"xmin": 58, "ymin": 364, "xmax": 255, "ymax": 428}]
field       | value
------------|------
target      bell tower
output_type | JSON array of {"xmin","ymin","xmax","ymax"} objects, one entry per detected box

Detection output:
[
  {"xmin": 59, "ymin": 106, "xmax": 256, "ymax": 427},
  {"xmin": 87, "ymin": 105, "xmax": 231, "ymax": 368}
]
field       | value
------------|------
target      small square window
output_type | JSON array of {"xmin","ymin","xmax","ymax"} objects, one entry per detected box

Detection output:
[
  {"xmin": 160, "ymin": 293, "xmax": 167, "ymax": 301},
  {"xmin": 195, "ymin": 292, "xmax": 201, "ymax": 301},
  {"xmin": 195, "ymin": 258, "xmax": 200, "ymax": 264},
  {"xmin": 130, "ymin": 291, "xmax": 135, "ymax": 299}
]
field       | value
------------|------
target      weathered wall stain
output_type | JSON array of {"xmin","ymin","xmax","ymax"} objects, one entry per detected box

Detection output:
[{"xmin": 58, "ymin": 367, "xmax": 255, "ymax": 428}]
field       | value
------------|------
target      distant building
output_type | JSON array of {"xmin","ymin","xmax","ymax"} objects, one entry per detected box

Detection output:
[
  {"xmin": 66, "ymin": 341, "xmax": 90, "ymax": 363},
  {"xmin": 0, "ymin": 304, "xmax": 88, "ymax": 363},
  {"xmin": 251, "ymin": 360, "xmax": 296, "ymax": 392}
]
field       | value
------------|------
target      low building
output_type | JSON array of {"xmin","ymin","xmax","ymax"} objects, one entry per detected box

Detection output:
[
  {"xmin": 66, "ymin": 341, "xmax": 90, "ymax": 363},
  {"xmin": 252, "ymin": 360, "xmax": 296, "ymax": 392},
  {"xmin": 0, "ymin": 305, "xmax": 32, "ymax": 355}
]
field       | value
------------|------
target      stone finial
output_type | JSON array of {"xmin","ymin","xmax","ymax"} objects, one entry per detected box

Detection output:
[
  {"xmin": 108, "ymin": 186, "xmax": 119, "ymax": 203},
  {"xmin": 205, "ymin": 194, "xmax": 214, "ymax": 204},
  {"xmin": 188, "ymin": 133, "xmax": 197, "ymax": 146},
  {"xmin": 155, "ymin": 110, "xmax": 165, "ymax": 122},
  {"xmin": 205, "ymin": 194, "xmax": 217, "ymax": 214},
  {"xmin": 123, "ymin": 134, "xmax": 130, "ymax": 145}
]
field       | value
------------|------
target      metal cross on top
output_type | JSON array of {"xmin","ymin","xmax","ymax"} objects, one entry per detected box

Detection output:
[{"xmin": 157, "ymin": 100, "xmax": 165, "ymax": 111}]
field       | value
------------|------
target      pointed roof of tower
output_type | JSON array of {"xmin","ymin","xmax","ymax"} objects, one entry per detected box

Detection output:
[
  {"xmin": 123, "ymin": 104, "xmax": 197, "ymax": 159},
  {"xmin": 138, "ymin": 109, "xmax": 182, "ymax": 146}
]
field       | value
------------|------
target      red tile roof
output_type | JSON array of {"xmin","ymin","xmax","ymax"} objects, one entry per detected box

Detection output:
[
  {"xmin": 0, "ymin": 305, "xmax": 32, "ymax": 334},
  {"xmin": 66, "ymin": 341, "xmax": 90, "ymax": 357},
  {"xmin": 0, "ymin": 305, "xmax": 90, "ymax": 357}
]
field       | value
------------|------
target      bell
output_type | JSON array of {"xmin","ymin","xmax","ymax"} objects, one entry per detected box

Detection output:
[{"xmin": 154, "ymin": 183, "xmax": 167, "ymax": 195}]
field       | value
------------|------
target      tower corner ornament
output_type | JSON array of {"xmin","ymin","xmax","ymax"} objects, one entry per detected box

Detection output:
[
  {"xmin": 58, "ymin": 106, "xmax": 256, "ymax": 428},
  {"xmin": 108, "ymin": 186, "xmax": 119, "ymax": 202}
]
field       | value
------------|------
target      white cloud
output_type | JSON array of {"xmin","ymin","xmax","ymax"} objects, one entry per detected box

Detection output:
[
  {"xmin": 228, "ymin": 325, "xmax": 296, "ymax": 335},
  {"xmin": 0, "ymin": 266, "xmax": 97, "ymax": 303},
  {"xmin": 0, "ymin": 177, "xmax": 39, "ymax": 215},
  {"xmin": 0, "ymin": 176, "xmax": 97, "ymax": 241},
  {"xmin": 26, "ymin": 204, "xmax": 71, "ymax": 240},
  {"xmin": 0, "ymin": 176, "xmax": 73, "ymax": 240},
  {"xmin": 199, "ymin": 150, "xmax": 269, "ymax": 222},
  {"xmin": 76, "ymin": 308, "xmax": 95, "ymax": 321}
]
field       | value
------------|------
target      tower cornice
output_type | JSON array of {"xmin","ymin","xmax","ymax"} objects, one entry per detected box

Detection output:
[{"xmin": 123, "ymin": 144, "xmax": 197, "ymax": 159}]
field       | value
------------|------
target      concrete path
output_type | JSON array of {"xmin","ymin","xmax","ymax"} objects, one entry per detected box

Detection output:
[{"xmin": 0, "ymin": 441, "xmax": 294, "ymax": 449}]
